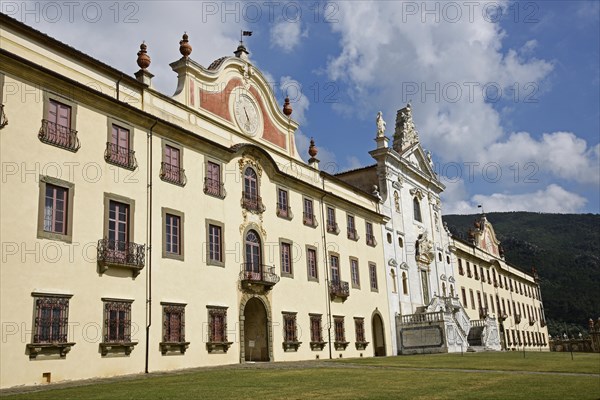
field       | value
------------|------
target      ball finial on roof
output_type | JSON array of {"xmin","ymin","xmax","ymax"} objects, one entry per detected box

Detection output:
[
  {"xmin": 136, "ymin": 41, "xmax": 151, "ymax": 70},
  {"xmin": 179, "ymin": 32, "xmax": 192, "ymax": 58},
  {"xmin": 283, "ymin": 97, "xmax": 292, "ymax": 116},
  {"xmin": 308, "ymin": 138, "xmax": 318, "ymax": 158}
]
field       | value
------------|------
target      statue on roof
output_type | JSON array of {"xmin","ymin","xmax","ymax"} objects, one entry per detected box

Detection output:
[{"xmin": 376, "ymin": 111, "xmax": 386, "ymax": 138}]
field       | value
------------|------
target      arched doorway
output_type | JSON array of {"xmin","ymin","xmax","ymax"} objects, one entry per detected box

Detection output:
[
  {"xmin": 243, "ymin": 297, "xmax": 270, "ymax": 361},
  {"xmin": 372, "ymin": 312, "xmax": 386, "ymax": 356}
]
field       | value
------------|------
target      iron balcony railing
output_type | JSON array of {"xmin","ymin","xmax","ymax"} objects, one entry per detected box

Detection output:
[
  {"xmin": 303, "ymin": 212, "xmax": 317, "ymax": 227},
  {"xmin": 366, "ymin": 233, "xmax": 377, "ymax": 246},
  {"xmin": 347, "ymin": 228, "xmax": 358, "ymax": 241},
  {"xmin": 329, "ymin": 280, "xmax": 350, "ymax": 300},
  {"xmin": 239, "ymin": 263, "xmax": 280, "ymax": 288},
  {"xmin": 326, "ymin": 221, "xmax": 339, "ymax": 234},
  {"xmin": 276, "ymin": 203, "xmax": 293, "ymax": 219},
  {"xmin": 204, "ymin": 177, "xmax": 226, "ymax": 198},
  {"xmin": 38, "ymin": 119, "xmax": 80, "ymax": 152},
  {"xmin": 241, "ymin": 192, "xmax": 265, "ymax": 213},
  {"xmin": 104, "ymin": 142, "xmax": 137, "ymax": 170},
  {"xmin": 160, "ymin": 162, "xmax": 187, "ymax": 186},
  {"xmin": 97, "ymin": 238, "xmax": 145, "ymax": 271}
]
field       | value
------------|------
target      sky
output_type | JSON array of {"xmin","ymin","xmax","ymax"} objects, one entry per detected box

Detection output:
[{"xmin": 4, "ymin": 0, "xmax": 599, "ymax": 214}]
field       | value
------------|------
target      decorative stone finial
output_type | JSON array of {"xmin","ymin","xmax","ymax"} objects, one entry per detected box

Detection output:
[
  {"xmin": 308, "ymin": 138, "xmax": 318, "ymax": 158},
  {"xmin": 136, "ymin": 42, "xmax": 151, "ymax": 70},
  {"xmin": 283, "ymin": 97, "xmax": 292, "ymax": 116},
  {"xmin": 179, "ymin": 32, "xmax": 192, "ymax": 58}
]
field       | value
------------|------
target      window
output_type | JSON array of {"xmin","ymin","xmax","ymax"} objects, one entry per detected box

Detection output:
[
  {"xmin": 354, "ymin": 317, "xmax": 367, "ymax": 349},
  {"xmin": 461, "ymin": 287, "xmax": 467, "ymax": 307},
  {"xmin": 39, "ymin": 95, "xmax": 79, "ymax": 151},
  {"xmin": 330, "ymin": 254, "xmax": 340, "ymax": 283},
  {"xmin": 307, "ymin": 247, "xmax": 318, "ymax": 281},
  {"xmin": 309, "ymin": 314, "xmax": 325, "ymax": 351},
  {"xmin": 160, "ymin": 303, "xmax": 188, "ymax": 354},
  {"xmin": 481, "ymin": 267, "xmax": 486, "ymax": 283},
  {"xmin": 365, "ymin": 222, "xmax": 376, "ymax": 246},
  {"xmin": 207, "ymin": 306, "xmax": 232, "ymax": 353},
  {"xmin": 207, "ymin": 222, "xmax": 223, "ymax": 265},
  {"xmin": 101, "ymin": 299, "xmax": 137, "ymax": 355},
  {"xmin": 99, "ymin": 193, "xmax": 144, "ymax": 276},
  {"xmin": 458, "ymin": 259, "xmax": 464, "ymax": 275},
  {"xmin": 474, "ymin": 266, "xmax": 479, "ymax": 280},
  {"xmin": 334, "ymin": 316, "xmax": 348, "ymax": 350},
  {"xmin": 469, "ymin": 289, "xmax": 475, "ymax": 310},
  {"xmin": 487, "ymin": 270, "xmax": 491, "ymax": 284},
  {"xmin": 242, "ymin": 167, "xmax": 263, "ymax": 212},
  {"xmin": 303, "ymin": 198, "xmax": 316, "ymax": 227},
  {"xmin": 37, "ymin": 176, "xmax": 74, "ymax": 242},
  {"xmin": 106, "ymin": 122, "xmax": 136, "ymax": 170},
  {"xmin": 466, "ymin": 262, "xmax": 472, "ymax": 278},
  {"xmin": 347, "ymin": 214, "xmax": 358, "ymax": 240},
  {"xmin": 282, "ymin": 312, "xmax": 300, "ymax": 351},
  {"xmin": 204, "ymin": 160, "xmax": 225, "ymax": 198},
  {"xmin": 398, "ymin": 236, "xmax": 404, "ymax": 247},
  {"xmin": 326, "ymin": 206, "xmax": 339, "ymax": 234},
  {"xmin": 277, "ymin": 188, "xmax": 291, "ymax": 219},
  {"xmin": 350, "ymin": 258, "xmax": 360, "ymax": 288},
  {"xmin": 369, "ymin": 263, "xmax": 378, "ymax": 291},
  {"xmin": 160, "ymin": 143, "xmax": 186, "ymax": 186},
  {"xmin": 391, "ymin": 269, "xmax": 397, "ymax": 293},
  {"xmin": 28, "ymin": 294, "xmax": 73, "ymax": 358},
  {"xmin": 280, "ymin": 241, "xmax": 293, "ymax": 277},
  {"xmin": 162, "ymin": 208, "xmax": 184, "ymax": 261},
  {"xmin": 421, "ymin": 270, "xmax": 430, "ymax": 304},
  {"xmin": 402, "ymin": 272, "xmax": 409, "ymax": 295},
  {"xmin": 413, "ymin": 197, "xmax": 422, "ymax": 222}
]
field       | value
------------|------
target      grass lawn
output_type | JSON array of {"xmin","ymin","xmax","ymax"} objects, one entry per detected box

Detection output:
[{"xmin": 3, "ymin": 353, "xmax": 599, "ymax": 400}]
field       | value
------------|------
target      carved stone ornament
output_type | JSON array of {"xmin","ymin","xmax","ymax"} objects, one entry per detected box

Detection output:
[
  {"xmin": 399, "ymin": 262, "xmax": 410, "ymax": 270},
  {"xmin": 388, "ymin": 258, "xmax": 398, "ymax": 267},
  {"xmin": 409, "ymin": 188, "xmax": 425, "ymax": 201},
  {"xmin": 238, "ymin": 155, "xmax": 263, "ymax": 177},
  {"xmin": 376, "ymin": 111, "xmax": 386, "ymax": 138},
  {"xmin": 393, "ymin": 103, "xmax": 419, "ymax": 151},
  {"xmin": 415, "ymin": 229, "xmax": 435, "ymax": 265}
]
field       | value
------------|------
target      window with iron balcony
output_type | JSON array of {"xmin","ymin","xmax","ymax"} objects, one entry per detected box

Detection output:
[
  {"xmin": 206, "ymin": 306, "xmax": 233, "ymax": 353},
  {"xmin": 276, "ymin": 188, "xmax": 293, "ymax": 219},
  {"xmin": 303, "ymin": 198, "xmax": 317, "ymax": 227},
  {"xmin": 160, "ymin": 144, "xmax": 187, "ymax": 186},
  {"xmin": 27, "ymin": 293, "xmax": 75, "ymax": 359},
  {"xmin": 241, "ymin": 167, "xmax": 265, "ymax": 213},
  {"xmin": 100, "ymin": 299, "xmax": 137, "ymax": 356},
  {"xmin": 347, "ymin": 215, "xmax": 358, "ymax": 241},
  {"xmin": 39, "ymin": 98, "xmax": 80, "ymax": 152},
  {"xmin": 105, "ymin": 123, "xmax": 137, "ymax": 170},
  {"xmin": 354, "ymin": 317, "xmax": 369, "ymax": 350},
  {"xmin": 309, "ymin": 314, "xmax": 326, "ymax": 350},
  {"xmin": 204, "ymin": 161, "xmax": 226, "ymax": 198},
  {"xmin": 160, "ymin": 303, "xmax": 189, "ymax": 355},
  {"xmin": 282, "ymin": 312, "xmax": 301, "ymax": 352},
  {"xmin": 326, "ymin": 206, "xmax": 339, "ymax": 234},
  {"xmin": 365, "ymin": 222, "xmax": 376, "ymax": 246}
]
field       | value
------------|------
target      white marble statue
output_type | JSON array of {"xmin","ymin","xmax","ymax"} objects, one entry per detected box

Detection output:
[{"xmin": 376, "ymin": 111, "xmax": 386, "ymax": 138}]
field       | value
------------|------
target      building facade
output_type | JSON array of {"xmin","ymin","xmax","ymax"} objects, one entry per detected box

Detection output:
[
  {"xmin": 452, "ymin": 215, "xmax": 549, "ymax": 351},
  {"xmin": 0, "ymin": 15, "xmax": 391, "ymax": 388}
]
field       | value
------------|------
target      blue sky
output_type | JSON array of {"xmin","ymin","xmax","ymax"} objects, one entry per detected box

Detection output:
[{"xmin": 5, "ymin": 0, "xmax": 599, "ymax": 214}]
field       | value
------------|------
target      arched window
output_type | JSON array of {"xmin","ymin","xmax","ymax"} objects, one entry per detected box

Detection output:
[
  {"xmin": 244, "ymin": 230, "xmax": 261, "ymax": 274},
  {"xmin": 391, "ymin": 270, "xmax": 397, "ymax": 293},
  {"xmin": 450, "ymin": 284, "xmax": 455, "ymax": 297},
  {"xmin": 402, "ymin": 272, "xmax": 408, "ymax": 295},
  {"xmin": 413, "ymin": 197, "xmax": 422, "ymax": 222},
  {"xmin": 243, "ymin": 167, "xmax": 259, "ymax": 210}
]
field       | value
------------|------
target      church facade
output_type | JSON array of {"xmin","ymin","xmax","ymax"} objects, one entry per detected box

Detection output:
[{"xmin": 0, "ymin": 13, "xmax": 546, "ymax": 389}]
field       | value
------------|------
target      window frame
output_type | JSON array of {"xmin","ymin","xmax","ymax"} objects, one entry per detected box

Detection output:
[
  {"xmin": 276, "ymin": 187, "xmax": 292, "ymax": 220},
  {"xmin": 365, "ymin": 221, "xmax": 376, "ymax": 246},
  {"xmin": 326, "ymin": 205, "xmax": 339, "ymax": 234},
  {"xmin": 302, "ymin": 197, "xmax": 317, "ymax": 227},
  {"xmin": 206, "ymin": 219, "xmax": 225, "ymax": 267},
  {"xmin": 105, "ymin": 117, "xmax": 137, "ymax": 170},
  {"xmin": 162, "ymin": 207, "xmax": 184, "ymax": 261},
  {"xmin": 349, "ymin": 257, "xmax": 360, "ymax": 289},
  {"xmin": 369, "ymin": 262, "xmax": 378, "ymax": 292},
  {"xmin": 37, "ymin": 175, "xmax": 75, "ymax": 243},
  {"xmin": 40, "ymin": 92, "xmax": 80, "ymax": 152},
  {"xmin": 204, "ymin": 158, "xmax": 226, "ymax": 199},
  {"xmin": 206, "ymin": 305, "xmax": 232, "ymax": 353},
  {"xmin": 413, "ymin": 197, "xmax": 422, "ymax": 222},
  {"xmin": 279, "ymin": 239, "xmax": 294, "ymax": 278},
  {"xmin": 103, "ymin": 192, "xmax": 136, "ymax": 243},
  {"xmin": 282, "ymin": 312, "xmax": 300, "ymax": 351},
  {"xmin": 306, "ymin": 245, "xmax": 319, "ymax": 282},
  {"xmin": 28, "ymin": 292, "xmax": 75, "ymax": 359},
  {"xmin": 160, "ymin": 140, "xmax": 186, "ymax": 186},
  {"xmin": 160, "ymin": 302, "xmax": 189, "ymax": 355},
  {"xmin": 346, "ymin": 213, "xmax": 358, "ymax": 241}
]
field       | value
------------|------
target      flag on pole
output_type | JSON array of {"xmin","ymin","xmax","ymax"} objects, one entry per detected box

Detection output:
[{"xmin": 243, "ymin": 31, "xmax": 253, "ymax": 36}]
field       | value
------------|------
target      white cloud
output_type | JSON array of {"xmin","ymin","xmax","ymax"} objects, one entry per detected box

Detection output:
[
  {"xmin": 270, "ymin": 20, "xmax": 308, "ymax": 53},
  {"xmin": 325, "ymin": 1, "xmax": 555, "ymax": 163},
  {"xmin": 443, "ymin": 184, "xmax": 587, "ymax": 214}
]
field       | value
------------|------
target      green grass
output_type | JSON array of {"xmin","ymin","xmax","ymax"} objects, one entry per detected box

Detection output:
[
  {"xmin": 334, "ymin": 351, "xmax": 600, "ymax": 374},
  {"xmin": 3, "ymin": 353, "xmax": 599, "ymax": 400}
]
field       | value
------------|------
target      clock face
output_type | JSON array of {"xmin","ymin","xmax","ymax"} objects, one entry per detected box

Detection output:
[{"xmin": 234, "ymin": 94, "xmax": 260, "ymax": 136}]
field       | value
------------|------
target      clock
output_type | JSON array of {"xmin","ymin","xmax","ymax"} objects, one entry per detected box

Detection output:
[{"xmin": 234, "ymin": 94, "xmax": 260, "ymax": 136}]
